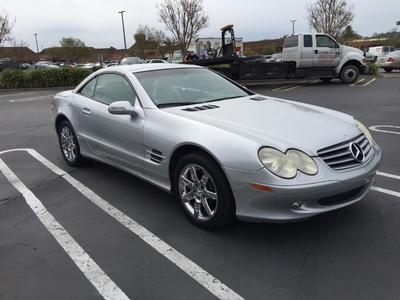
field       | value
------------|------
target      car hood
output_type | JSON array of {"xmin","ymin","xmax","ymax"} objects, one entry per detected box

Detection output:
[
  {"xmin": 167, "ymin": 95, "xmax": 359, "ymax": 154},
  {"xmin": 341, "ymin": 45, "xmax": 364, "ymax": 56}
]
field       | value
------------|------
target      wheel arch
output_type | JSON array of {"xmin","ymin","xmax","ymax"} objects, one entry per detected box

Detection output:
[
  {"xmin": 168, "ymin": 144, "xmax": 229, "ymax": 195},
  {"xmin": 55, "ymin": 114, "xmax": 70, "ymax": 132}
]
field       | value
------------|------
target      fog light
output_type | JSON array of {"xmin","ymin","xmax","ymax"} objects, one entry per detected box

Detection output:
[{"xmin": 291, "ymin": 201, "xmax": 303, "ymax": 208}]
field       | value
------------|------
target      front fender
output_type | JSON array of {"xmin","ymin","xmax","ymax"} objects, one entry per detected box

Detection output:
[{"xmin": 335, "ymin": 53, "xmax": 366, "ymax": 74}]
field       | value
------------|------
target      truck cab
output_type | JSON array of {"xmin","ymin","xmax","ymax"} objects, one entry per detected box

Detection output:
[{"xmin": 283, "ymin": 33, "xmax": 367, "ymax": 83}]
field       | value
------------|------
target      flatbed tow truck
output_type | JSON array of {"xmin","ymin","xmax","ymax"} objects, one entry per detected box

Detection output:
[{"xmin": 186, "ymin": 24, "xmax": 367, "ymax": 84}]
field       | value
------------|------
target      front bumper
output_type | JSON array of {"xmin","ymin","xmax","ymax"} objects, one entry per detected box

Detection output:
[{"xmin": 224, "ymin": 144, "xmax": 381, "ymax": 223}]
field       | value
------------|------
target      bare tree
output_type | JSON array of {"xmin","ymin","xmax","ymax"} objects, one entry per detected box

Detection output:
[
  {"xmin": 157, "ymin": 0, "xmax": 209, "ymax": 54},
  {"xmin": 305, "ymin": 0, "xmax": 354, "ymax": 39},
  {"xmin": 8, "ymin": 37, "xmax": 29, "ymax": 61},
  {"xmin": 0, "ymin": 6, "xmax": 15, "ymax": 45}
]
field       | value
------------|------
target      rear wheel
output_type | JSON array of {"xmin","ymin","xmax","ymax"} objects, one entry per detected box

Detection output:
[
  {"xmin": 173, "ymin": 152, "xmax": 236, "ymax": 230},
  {"xmin": 58, "ymin": 121, "xmax": 89, "ymax": 167},
  {"xmin": 384, "ymin": 68, "xmax": 393, "ymax": 73},
  {"xmin": 339, "ymin": 65, "xmax": 359, "ymax": 84}
]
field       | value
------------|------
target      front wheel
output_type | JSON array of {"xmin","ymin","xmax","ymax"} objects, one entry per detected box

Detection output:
[
  {"xmin": 339, "ymin": 65, "xmax": 359, "ymax": 84},
  {"xmin": 173, "ymin": 152, "xmax": 236, "ymax": 230}
]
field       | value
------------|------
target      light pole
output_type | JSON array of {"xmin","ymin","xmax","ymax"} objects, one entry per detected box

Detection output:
[
  {"xmin": 118, "ymin": 11, "xmax": 127, "ymax": 55},
  {"xmin": 34, "ymin": 33, "xmax": 39, "ymax": 53},
  {"xmin": 290, "ymin": 20, "xmax": 296, "ymax": 35}
]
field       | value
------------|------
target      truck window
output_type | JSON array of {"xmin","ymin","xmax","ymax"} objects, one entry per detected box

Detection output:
[
  {"xmin": 283, "ymin": 35, "xmax": 298, "ymax": 48},
  {"xmin": 303, "ymin": 35, "xmax": 312, "ymax": 47},
  {"xmin": 316, "ymin": 35, "xmax": 336, "ymax": 48}
]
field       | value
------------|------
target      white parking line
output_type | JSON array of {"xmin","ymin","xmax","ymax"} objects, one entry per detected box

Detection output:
[
  {"xmin": 0, "ymin": 155, "xmax": 129, "ymax": 300},
  {"xmin": 371, "ymin": 186, "xmax": 400, "ymax": 198},
  {"xmin": 9, "ymin": 96, "xmax": 50, "ymax": 103},
  {"xmin": 369, "ymin": 125, "xmax": 400, "ymax": 135},
  {"xmin": 0, "ymin": 149, "xmax": 244, "ymax": 300}
]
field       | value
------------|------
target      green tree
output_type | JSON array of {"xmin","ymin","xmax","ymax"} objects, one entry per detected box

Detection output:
[
  {"xmin": 262, "ymin": 44, "xmax": 277, "ymax": 55},
  {"xmin": 59, "ymin": 37, "xmax": 90, "ymax": 63},
  {"xmin": 47, "ymin": 47, "xmax": 63, "ymax": 62},
  {"xmin": 157, "ymin": 0, "xmax": 209, "ymax": 55},
  {"xmin": 340, "ymin": 25, "xmax": 362, "ymax": 44},
  {"xmin": 133, "ymin": 24, "xmax": 167, "ymax": 58},
  {"xmin": 305, "ymin": 0, "xmax": 354, "ymax": 40}
]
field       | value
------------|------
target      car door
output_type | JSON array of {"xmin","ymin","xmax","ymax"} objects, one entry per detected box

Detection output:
[
  {"xmin": 313, "ymin": 34, "xmax": 341, "ymax": 67},
  {"xmin": 78, "ymin": 73, "xmax": 146, "ymax": 173},
  {"xmin": 299, "ymin": 34, "xmax": 314, "ymax": 68}
]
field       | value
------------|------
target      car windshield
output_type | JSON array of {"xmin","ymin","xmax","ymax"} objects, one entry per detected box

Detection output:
[{"xmin": 134, "ymin": 68, "xmax": 253, "ymax": 107}]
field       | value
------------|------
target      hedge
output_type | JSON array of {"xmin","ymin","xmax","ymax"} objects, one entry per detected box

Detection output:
[{"xmin": 0, "ymin": 68, "xmax": 93, "ymax": 89}]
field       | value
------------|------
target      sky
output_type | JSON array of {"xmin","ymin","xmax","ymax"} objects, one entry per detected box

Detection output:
[{"xmin": 3, "ymin": 0, "xmax": 400, "ymax": 52}]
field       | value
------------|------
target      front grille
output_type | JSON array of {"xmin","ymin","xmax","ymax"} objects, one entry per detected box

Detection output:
[
  {"xmin": 318, "ymin": 185, "xmax": 366, "ymax": 206},
  {"xmin": 317, "ymin": 134, "xmax": 373, "ymax": 170}
]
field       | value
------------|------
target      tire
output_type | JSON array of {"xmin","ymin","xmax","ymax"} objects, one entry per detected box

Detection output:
[
  {"xmin": 339, "ymin": 65, "xmax": 359, "ymax": 84},
  {"xmin": 173, "ymin": 152, "xmax": 236, "ymax": 230},
  {"xmin": 58, "ymin": 121, "xmax": 88, "ymax": 167},
  {"xmin": 319, "ymin": 77, "xmax": 333, "ymax": 83},
  {"xmin": 384, "ymin": 68, "xmax": 393, "ymax": 73}
]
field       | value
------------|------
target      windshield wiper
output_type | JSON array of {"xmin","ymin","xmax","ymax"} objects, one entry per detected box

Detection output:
[
  {"xmin": 205, "ymin": 95, "xmax": 247, "ymax": 102},
  {"xmin": 157, "ymin": 102, "xmax": 196, "ymax": 108}
]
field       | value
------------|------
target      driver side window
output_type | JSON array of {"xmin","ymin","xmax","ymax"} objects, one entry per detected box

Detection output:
[
  {"xmin": 316, "ymin": 35, "xmax": 336, "ymax": 48},
  {"xmin": 95, "ymin": 74, "xmax": 137, "ymax": 105}
]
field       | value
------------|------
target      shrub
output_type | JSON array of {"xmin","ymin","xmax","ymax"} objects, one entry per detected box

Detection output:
[
  {"xmin": 366, "ymin": 62, "xmax": 379, "ymax": 75},
  {"xmin": 0, "ymin": 67, "xmax": 93, "ymax": 89},
  {"xmin": 0, "ymin": 69, "xmax": 28, "ymax": 89}
]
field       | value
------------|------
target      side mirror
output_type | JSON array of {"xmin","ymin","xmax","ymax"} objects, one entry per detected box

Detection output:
[{"xmin": 108, "ymin": 101, "xmax": 136, "ymax": 116}]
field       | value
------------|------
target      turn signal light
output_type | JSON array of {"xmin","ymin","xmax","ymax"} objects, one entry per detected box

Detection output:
[{"xmin": 249, "ymin": 183, "xmax": 273, "ymax": 193}]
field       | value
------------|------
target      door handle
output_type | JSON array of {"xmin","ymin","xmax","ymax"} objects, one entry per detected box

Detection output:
[
  {"xmin": 82, "ymin": 108, "xmax": 92, "ymax": 115},
  {"xmin": 314, "ymin": 50, "xmax": 318, "ymax": 54}
]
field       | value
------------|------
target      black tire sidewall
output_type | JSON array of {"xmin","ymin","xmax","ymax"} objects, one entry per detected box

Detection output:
[
  {"xmin": 173, "ymin": 152, "xmax": 236, "ymax": 230},
  {"xmin": 58, "ymin": 121, "xmax": 85, "ymax": 167},
  {"xmin": 340, "ymin": 65, "xmax": 359, "ymax": 84}
]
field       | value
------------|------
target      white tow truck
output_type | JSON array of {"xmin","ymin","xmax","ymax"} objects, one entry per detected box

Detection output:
[{"xmin": 187, "ymin": 25, "xmax": 367, "ymax": 84}]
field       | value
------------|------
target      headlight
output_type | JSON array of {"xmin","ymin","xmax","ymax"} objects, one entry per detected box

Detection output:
[
  {"xmin": 259, "ymin": 148, "xmax": 318, "ymax": 179},
  {"xmin": 355, "ymin": 119, "xmax": 375, "ymax": 145}
]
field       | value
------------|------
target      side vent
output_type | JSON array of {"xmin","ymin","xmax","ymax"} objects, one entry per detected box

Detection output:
[
  {"xmin": 147, "ymin": 149, "xmax": 165, "ymax": 164},
  {"xmin": 250, "ymin": 96, "xmax": 268, "ymax": 101},
  {"xmin": 182, "ymin": 105, "xmax": 220, "ymax": 111}
]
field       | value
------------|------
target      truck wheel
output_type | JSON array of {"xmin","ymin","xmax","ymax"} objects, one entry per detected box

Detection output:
[
  {"xmin": 340, "ymin": 65, "xmax": 359, "ymax": 84},
  {"xmin": 173, "ymin": 152, "xmax": 236, "ymax": 230},
  {"xmin": 384, "ymin": 68, "xmax": 393, "ymax": 73}
]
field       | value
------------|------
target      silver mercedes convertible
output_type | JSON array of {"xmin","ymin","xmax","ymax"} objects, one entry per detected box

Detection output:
[{"xmin": 52, "ymin": 63, "xmax": 381, "ymax": 230}]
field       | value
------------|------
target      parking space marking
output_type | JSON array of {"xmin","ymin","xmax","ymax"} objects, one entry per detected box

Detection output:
[
  {"xmin": 0, "ymin": 149, "xmax": 244, "ymax": 300},
  {"xmin": 377, "ymin": 171, "xmax": 400, "ymax": 180},
  {"xmin": 371, "ymin": 186, "xmax": 400, "ymax": 198},
  {"xmin": 0, "ymin": 153, "xmax": 129, "ymax": 300},
  {"xmin": 272, "ymin": 81, "xmax": 308, "ymax": 91},
  {"xmin": 9, "ymin": 96, "xmax": 51, "ymax": 103},
  {"xmin": 373, "ymin": 171, "xmax": 400, "ymax": 198},
  {"xmin": 369, "ymin": 125, "xmax": 400, "ymax": 135}
]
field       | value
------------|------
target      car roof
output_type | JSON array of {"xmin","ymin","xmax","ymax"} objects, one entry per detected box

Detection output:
[{"xmin": 103, "ymin": 63, "xmax": 201, "ymax": 74}]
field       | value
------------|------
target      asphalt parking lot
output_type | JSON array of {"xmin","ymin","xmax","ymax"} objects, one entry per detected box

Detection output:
[{"xmin": 1, "ymin": 72, "xmax": 400, "ymax": 300}]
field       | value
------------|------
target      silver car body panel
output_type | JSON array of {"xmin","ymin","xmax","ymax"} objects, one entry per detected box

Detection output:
[{"xmin": 52, "ymin": 64, "xmax": 381, "ymax": 223}]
